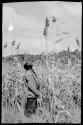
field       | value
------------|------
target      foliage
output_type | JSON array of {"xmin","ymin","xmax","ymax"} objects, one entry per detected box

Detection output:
[{"xmin": 2, "ymin": 49, "xmax": 81, "ymax": 123}]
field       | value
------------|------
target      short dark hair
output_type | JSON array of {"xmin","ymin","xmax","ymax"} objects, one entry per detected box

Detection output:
[{"xmin": 24, "ymin": 63, "xmax": 33, "ymax": 70}]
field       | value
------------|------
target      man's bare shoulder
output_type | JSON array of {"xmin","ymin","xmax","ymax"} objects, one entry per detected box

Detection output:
[
  {"xmin": 25, "ymin": 70, "xmax": 33, "ymax": 78},
  {"xmin": 26, "ymin": 70, "xmax": 32, "ymax": 74}
]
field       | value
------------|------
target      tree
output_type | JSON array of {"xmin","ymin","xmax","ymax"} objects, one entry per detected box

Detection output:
[
  {"xmin": 12, "ymin": 39, "xmax": 16, "ymax": 46},
  {"xmin": 67, "ymin": 46, "xmax": 70, "ymax": 52},
  {"xmin": 52, "ymin": 16, "xmax": 56, "ymax": 23},
  {"xmin": 11, "ymin": 39, "xmax": 16, "ymax": 55},
  {"xmin": 76, "ymin": 37, "xmax": 80, "ymax": 47},
  {"xmin": 16, "ymin": 42, "xmax": 20, "ymax": 50},
  {"xmin": 4, "ymin": 43, "xmax": 8, "ymax": 49}
]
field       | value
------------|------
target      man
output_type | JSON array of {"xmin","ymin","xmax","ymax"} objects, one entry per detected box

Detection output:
[
  {"xmin": 24, "ymin": 63, "xmax": 40, "ymax": 97},
  {"xmin": 23, "ymin": 63, "xmax": 40, "ymax": 117}
]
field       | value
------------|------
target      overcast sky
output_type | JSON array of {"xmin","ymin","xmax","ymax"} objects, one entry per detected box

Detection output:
[{"xmin": 2, "ymin": 1, "xmax": 82, "ymax": 56}]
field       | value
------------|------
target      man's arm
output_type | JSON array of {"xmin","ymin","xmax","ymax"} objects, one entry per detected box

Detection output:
[
  {"xmin": 31, "ymin": 70, "xmax": 40, "ymax": 90},
  {"xmin": 28, "ymin": 82, "xmax": 40, "ymax": 97},
  {"xmin": 26, "ymin": 71, "xmax": 40, "ymax": 97}
]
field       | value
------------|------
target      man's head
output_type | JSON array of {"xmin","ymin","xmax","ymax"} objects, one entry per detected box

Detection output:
[{"xmin": 24, "ymin": 63, "xmax": 33, "ymax": 71}]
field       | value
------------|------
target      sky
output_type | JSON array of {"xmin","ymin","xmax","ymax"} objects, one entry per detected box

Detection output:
[{"xmin": 2, "ymin": 1, "xmax": 82, "ymax": 56}]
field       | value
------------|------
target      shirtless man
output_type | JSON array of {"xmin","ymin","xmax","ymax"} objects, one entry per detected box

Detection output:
[
  {"xmin": 24, "ymin": 63, "xmax": 40, "ymax": 98},
  {"xmin": 23, "ymin": 63, "xmax": 41, "ymax": 116}
]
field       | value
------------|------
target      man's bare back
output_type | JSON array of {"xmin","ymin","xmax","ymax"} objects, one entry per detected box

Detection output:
[{"xmin": 24, "ymin": 63, "xmax": 40, "ymax": 97}]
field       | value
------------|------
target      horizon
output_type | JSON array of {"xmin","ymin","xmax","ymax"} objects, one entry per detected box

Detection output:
[{"xmin": 2, "ymin": 47, "xmax": 81, "ymax": 58}]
